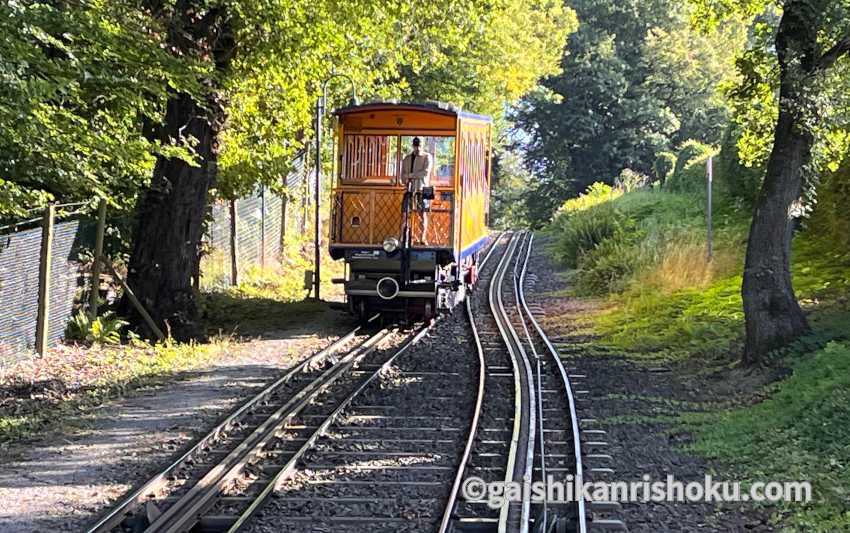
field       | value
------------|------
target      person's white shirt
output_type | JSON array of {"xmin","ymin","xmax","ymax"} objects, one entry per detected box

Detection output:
[{"xmin": 400, "ymin": 151, "xmax": 433, "ymax": 191}]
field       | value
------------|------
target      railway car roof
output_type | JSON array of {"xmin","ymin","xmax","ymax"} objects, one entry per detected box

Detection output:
[{"xmin": 334, "ymin": 101, "xmax": 492, "ymax": 123}]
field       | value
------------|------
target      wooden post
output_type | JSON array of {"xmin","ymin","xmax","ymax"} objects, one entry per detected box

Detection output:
[
  {"xmin": 301, "ymin": 147, "xmax": 309, "ymax": 235},
  {"xmin": 229, "ymin": 199, "xmax": 239, "ymax": 285},
  {"xmin": 260, "ymin": 187, "xmax": 266, "ymax": 268},
  {"xmin": 89, "ymin": 199, "xmax": 107, "ymax": 320},
  {"xmin": 35, "ymin": 203, "xmax": 55, "ymax": 356},
  {"xmin": 280, "ymin": 194, "xmax": 288, "ymax": 253}
]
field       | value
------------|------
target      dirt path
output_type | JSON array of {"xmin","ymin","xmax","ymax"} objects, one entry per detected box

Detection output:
[
  {"xmin": 526, "ymin": 235, "xmax": 773, "ymax": 532},
  {"xmin": 0, "ymin": 308, "xmax": 353, "ymax": 533}
]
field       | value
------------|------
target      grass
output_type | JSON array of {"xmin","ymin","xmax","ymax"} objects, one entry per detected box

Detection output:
[
  {"xmin": 0, "ymin": 338, "xmax": 233, "ymax": 446},
  {"xmin": 196, "ymin": 221, "xmax": 349, "ymax": 341},
  {"xmin": 203, "ymin": 295, "xmax": 329, "ymax": 336},
  {"xmin": 592, "ymin": 233, "xmax": 850, "ymax": 364},
  {"xmin": 200, "ymin": 231, "xmax": 344, "ymax": 336},
  {"xmin": 682, "ymin": 340, "xmax": 850, "ymax": 532},
  {"xmin": 545, "ymin": 179, "xmax": 850, "ymax": 530}
]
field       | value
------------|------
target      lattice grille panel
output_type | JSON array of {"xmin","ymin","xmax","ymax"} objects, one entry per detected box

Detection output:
[
  {"xmin": 373, "ymin": 191, "xmax": 403, "ymax": 244},
  {"xmin": 331, "ymin": 188, "xmax": 453, "ymax": 247},
  {"xmin": 339, "ymin": 192, "xmax": 371, "ymax": 243},
  {"xmin": 411, "ymin": 195, "xmax": 452, "ymax": 247}
]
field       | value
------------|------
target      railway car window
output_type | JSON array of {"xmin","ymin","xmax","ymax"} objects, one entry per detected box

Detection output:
[
  {"xmin": 341, "ymin": 135, "xmax": 400, "ymax": 183},
  {"xmin": 400, "ymin": 135, "xmax": 455, "ymax": 185}
]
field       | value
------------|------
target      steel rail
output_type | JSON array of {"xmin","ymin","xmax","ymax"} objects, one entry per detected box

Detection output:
[
  {"xmin": 503, "ymin": 232, "xmax": 537, "ymax": 532},
  {"xmin": 225, "ymin": 322, "xmax": 437, "ymax": 532},
  {"xmin": 437, "ymin": 231, "xmax": 506, "ymax": 533},
  {"xmin": 144, "ymin": 329, "xmax": 393, "ymax": 533},
  {"xmin": 490, "ymin": 232, "xmax": 536, "ymax": 533},
  {"xmin": 518, "ymin": 233, "xmax": 588, "ymax": 533},
  {"xmin": 86, "ymin": 318, "xmax": 380, "ymax": 533},
  {"xmin": 512, "ymin": 232, "xmax": 550, "ymax": 532},
  {"xmin": 490, "ymin": 234, "xmax": 522, "ymax": 532},
  {"xmin": 478, "ymin": 232, "xmax": 505, "ymax": 283}
]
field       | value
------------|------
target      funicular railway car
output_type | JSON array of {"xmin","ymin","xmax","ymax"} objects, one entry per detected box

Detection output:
[{"xmin": 329, "ymin": 102, "xmax": 492, "ymax": 324}]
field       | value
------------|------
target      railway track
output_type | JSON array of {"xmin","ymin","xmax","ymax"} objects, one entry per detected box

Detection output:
[
  {"xmin": 518, "ymin": 236, "xmax": 627, "ymax": 533},
  {"xmin": 86, "ymin": 320, "xmax": 412, "ymax": 532},
  {"xmin": 241, "ymin": 233, "xmax": 508, "ymax": 533},
  {"xmin": 444, "ymin": 231, "xmax": 534, "ymax": 533},
  {"xmin": 512, "ymin": 233, "xmax": 585, "ymax": 533},
  {"xmin": 88, "ymin": 231, "xmax": 623, "ymax": 533},
  {"xmin": 446, "ymin": 231, "xmax": 627, "ymax": 533}
]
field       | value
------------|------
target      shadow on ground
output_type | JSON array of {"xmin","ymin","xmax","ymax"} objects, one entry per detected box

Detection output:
[
  {"xmin": 0, "ymin": 296, "xmax": 357, "ymax": 532},
  {"xmin": 0, "ymin": 362, "xmax": 292, "ymax": 532},
  {"xmin": 203, "ymin": 293, "xmax": 354, "ymax": 339}
]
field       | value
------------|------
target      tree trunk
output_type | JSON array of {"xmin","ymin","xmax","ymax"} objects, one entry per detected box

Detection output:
[
  {"xmin": 123, "ymin": 93, "xmax": 219, "ymax": 340},
  {"xmin": 741, "ymin": 1, "xmax": 817, "ymax": 364},
  {"xmin": 122, "ymin": 3, "xmax": 233, "ymax": 341}
]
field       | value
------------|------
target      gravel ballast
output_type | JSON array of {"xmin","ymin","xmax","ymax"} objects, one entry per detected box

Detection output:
[{"xmin": 526, "ymin": 235, "xmax": 772, "ymax": 532}]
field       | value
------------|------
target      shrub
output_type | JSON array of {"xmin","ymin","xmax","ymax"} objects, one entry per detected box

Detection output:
[
  {"xmin": 665, "ymin": 140, "xmax": 718, "ymax": 194},
  {"xmin": 615, "ymin": 169, "xmax": 651, "ymax": 192},
  {"xmin": 575, "ymin": 236, "xmax": 642, "ymax": 294},
  {"xmin": 550, "ymin": 186, "xmax": 710, "ymax": 295},
  {"xmin": 65, "ymin": 311, "xmax": 128, "ymax": 345},
  {"xmin": 555, "ymin": 182, "xmax": 621, "ymax": 217},
  {"xmin": 653, "ymin": 151, "xmax": 677, "ymax": 184},
  {"xmin": 552, "ymin": 202, "xmax": 622, "ymax": 268},
  {"xmin": 716, "ymin": 124, "xmax": 764, "ymax": 206}
]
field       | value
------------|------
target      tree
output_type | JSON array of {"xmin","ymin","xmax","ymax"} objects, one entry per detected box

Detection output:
[
  {"xmin": 118, "ymin": 1, "xmax": 232, "ymax": 339},
  {"xmin": 739, "ymin": 1, "xmax": 850, "ymax": 363},
  {"xmin": 693, "ymin": 0, "xmax": 850, "ymax": 362},
  {"xmin": 0, "ymin": 1, "xmax": 199, "ymax": 220},
  {"xmin": 0, "ymin": 0, "xmax": 575, "ymax": 338},
  {"xmin": 122, "ymin": 0, "xmax": 575, "ymax": 339},
  {"xmin": 642, "ymin": 22, "xmax": 745, "ymax": 147},
  {"xmin": 513, "ymin": 0, "xmax": 741, "ymax": 226},
  {"xmin": 399, "ymin": 0, "xmax": 577, "ymax": 118},
  {"xmin": 691, "ymin": 0, "xmax": 850, "ymax": 362},
  {"xmin": 490, "ymin": 150, "xmax": 535, "ymax": 229}
]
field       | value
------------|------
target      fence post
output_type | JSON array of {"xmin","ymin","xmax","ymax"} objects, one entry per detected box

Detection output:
[
  {"xmin": 280, "ymin": 194, "xmax": 288, "ymax": 252},
  {"xmin": 229, "ymin": 198, "xmax": 239, "ymax": 285},
  {"xmin": 260, "ymin": 186, "xmax": 266, "ymax": 268},
  {"xmin": 35, "ymin": 203, "xmax": 56, "ymax": 356},
  {"xmin": 301, "ymin": 150, "xmax": 309, "ymax": 235},
  {"xmin": 89, "ymin": 199, "xmax": 107, "ymax": 320}
]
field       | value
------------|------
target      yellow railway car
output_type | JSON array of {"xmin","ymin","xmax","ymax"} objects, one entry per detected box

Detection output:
[{"xmin": 329, "ymin": 102, "xmax": 492, "ymax": 323}]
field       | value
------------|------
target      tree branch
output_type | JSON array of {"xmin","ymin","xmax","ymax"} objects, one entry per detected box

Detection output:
[{"xmin": 817, "ymin": 34, "xmax": 850, "ymax": 71}]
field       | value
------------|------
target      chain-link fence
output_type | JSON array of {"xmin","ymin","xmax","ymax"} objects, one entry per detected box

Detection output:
[
  {"xmin": 201, "ymin": 152, "xmax": 310, "ymax": 289},
  {"xmin": 0, "ymin": 205, "xmax": 95, "ymax": 360},
  {"xmin": 0, "ymin": 153, "xmax": 311, "ymax": 358},
  {"xmin": 203, "ymin": 189, "xmax": 287, "ymax": 288}
]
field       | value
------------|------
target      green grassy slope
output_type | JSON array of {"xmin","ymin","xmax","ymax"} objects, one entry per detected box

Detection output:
[{"xmin": 545, "ymin": 182, "xmax": 850, "ymax": 530}]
